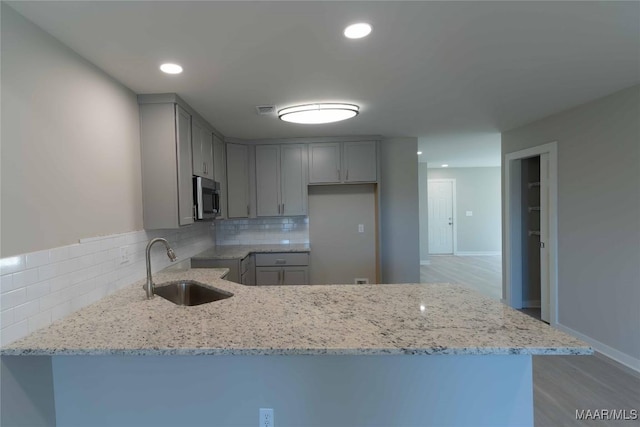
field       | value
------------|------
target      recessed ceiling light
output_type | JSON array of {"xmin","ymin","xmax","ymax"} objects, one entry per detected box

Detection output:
[
  {"xmin": 278, "ymin": 103, "xmax": 359, "ymax": 124},
  {"xmin": 441, "ymin": 164, "xmax": 449, "ymax": 168},
  {"xmin": 160, "ymin": 63, "xmax": 183, "ymax": 74},
  {"xmin": 417, "ymin": 151, "xmax": 423, "ymax": 155},
  {"xmin": 344, "ymin": 23, "xmax": 372, "ymax": 39}
]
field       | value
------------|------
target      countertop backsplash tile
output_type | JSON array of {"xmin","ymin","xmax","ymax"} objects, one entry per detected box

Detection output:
[
  {"xmin": 214, "ymin": 217, "xmax": 309, "ymax": 246},
  {"xmin": 0, "ymin": 222, "xmax": 215, "ymax": 346}
]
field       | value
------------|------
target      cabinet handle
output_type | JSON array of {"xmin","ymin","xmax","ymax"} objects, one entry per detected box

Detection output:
[
  {"xmin": 247, "ymin": 204, "xmax": 250, "ymax": 216},
  {"xmin": 278, "ymin": 204, "xmax": 281, "ymax": 215},
  {"xmin": 281, "ymin": 269, "xmax": 285, "ymax": 285},
  {"xmin": 282, "ymin": 203, "xmax": 285, "ymax": 214},
  {"xmin": 278, "ymin": 269, "xmax": 282, "ymax": 284},
  {"xmin": 346, "ymin": 169, "xmax": 349, "ymax": 181}
]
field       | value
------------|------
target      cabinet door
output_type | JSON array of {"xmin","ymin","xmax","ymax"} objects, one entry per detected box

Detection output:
[
  {"xmin": 213, "ymin": 136, "xmax": 227, "ymax": 218},
  {"xmin": 226, "ymin": 143, "xmax": 250, "ymax": 218},
  {"xmin": 191, "ymin": 119, "xmax": 206, "ymax": 177},
  {"xmin": 255, "ymin": 145, "xmax": 281, "ymax": 217},
  {"xmin": 202, "ymin": 131, "xmax": 214, "ymax": 178},
  {"xmin": 309, "ymin": 143, "xmax": 341, "ymax": 184},
  {"xmin": 176, "ymin": 105, "xmax": 194, "ymax": 225},
  {"xmin": 255, "ymin": 267, "xmax": 282, "ymax": 286},
  {"xmin": 281, "ymin": 144, "xmax": 308, "ymax": 215},
  {"xmin": 282, "ymin": 267, "xmax": 309, "ymax": 285},
  {"xmin": 344, "ymin": 141, "xmax": 377, "ymax": 183}
]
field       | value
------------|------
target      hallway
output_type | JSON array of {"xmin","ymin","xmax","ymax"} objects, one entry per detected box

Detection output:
[{"xmin": 420, "ymin": 255, "xmax": 502, "ymax": 300}]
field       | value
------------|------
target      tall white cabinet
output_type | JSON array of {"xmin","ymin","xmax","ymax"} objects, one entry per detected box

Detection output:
[
  {"xmin": 139, "ymin": 102, "xmax": 194, "ymax": 229},
  {"xmin": 226, "ymin": 143, "xmax": 250, "ymax": 218},
  {"xmin": 255, "ymin": 144, "xmax": 307, "ymax": 217}
]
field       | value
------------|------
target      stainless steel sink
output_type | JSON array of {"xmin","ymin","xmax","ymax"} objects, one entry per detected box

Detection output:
[{"xmin": 154, "ymin": 280, "xmax": 232, "ymax": 306}]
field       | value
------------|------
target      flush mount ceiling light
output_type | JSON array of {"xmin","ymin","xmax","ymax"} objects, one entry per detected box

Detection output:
[
  {"xmin": 344, "ymin": 23, "xmax": 372, "ymax": 39},
  {"xmin": 441, "ymin": 164, "xmax": 449, "ymax": 168},
  {"xmin": 278, "ymin": 103, "xmax": 359, "ymax": 124},
  {"xmin": 160, "ymin": 63, "xmax": 183, "ymax": 74},
  {"xmin": 417, "ymin": 151, "xmax": 423, "ymax": 155}
]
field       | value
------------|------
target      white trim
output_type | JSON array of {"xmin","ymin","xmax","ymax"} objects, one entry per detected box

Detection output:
[
  {"xmin": 427, "ymin": 179, "xmax": 457, "ymax": 255},
  {"xmin": 419, "ymin": 260, "xmax": 431, "ymax": 266},
  {"xmin": 555, "ymin": 323, "xmax": 640, "ymax": 374},
  {"xmin": 453, "ymin": 251, "xmax": 502, "ymax": 256},
  {"xmin": 504, "ymin": 141, "xmax": 558, "ymax": 326}
]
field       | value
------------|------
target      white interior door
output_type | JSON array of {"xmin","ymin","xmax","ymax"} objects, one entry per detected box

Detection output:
[
  {"xmin": 540, "ymin": 153, "xmax": 550, "ymax": 323},
  {"xmin": 428, "ymin": 180, "xmax": 454, "ymax": 254}
]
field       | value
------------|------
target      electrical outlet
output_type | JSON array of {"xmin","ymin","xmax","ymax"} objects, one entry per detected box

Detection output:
[
  {"xmin": 119, "ymin": 247, "xmax": 130, "ymax": 264},
  {"xmin": 465, "ymin": 211, "xmax": 473, "ymax": 217},
  {"xmin": 358, "ymin": 224, "xmax": 364, "ymax": 233},
  {"xmin": 355, "ymin": 278, "xmax": 369, "ymax": 284},
  {"xmin": 259, "ymin": 408, "xmax": 274, "ymax": 427}
]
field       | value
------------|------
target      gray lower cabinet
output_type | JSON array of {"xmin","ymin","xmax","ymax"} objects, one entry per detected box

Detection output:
[
  {"xmin": 138, "ymin": 102, "xmax": 194, "ymax": 229},
  {"xmin": 255, "ymin": 253, "xmax": 309, "ymax": 285}
]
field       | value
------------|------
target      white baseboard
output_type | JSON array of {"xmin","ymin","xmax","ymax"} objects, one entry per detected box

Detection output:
[
  {"xmin": 523, "ymin": 300, "xmax": 540, "ymax": 308},
  {"xmin": 420, "ymin": 260, "xmax": 431, "ymax": 266},
  {"xmin": 555, "ymin": 323, "xmax": 640, "ymax": 374},
  {"xmin": 454, "ymin": 251, "xmax": 502, "ymax": 256}
]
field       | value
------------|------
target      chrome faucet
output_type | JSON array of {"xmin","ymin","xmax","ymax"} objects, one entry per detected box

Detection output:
[{"xmin": 145, "ymin": 238, "xmax": 177, "ymax": 299}]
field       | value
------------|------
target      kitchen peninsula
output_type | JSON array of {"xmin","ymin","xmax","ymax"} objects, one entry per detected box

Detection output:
[{"xmin": 2, "ymin": 265, "xmax": 590, "ymax": 427}]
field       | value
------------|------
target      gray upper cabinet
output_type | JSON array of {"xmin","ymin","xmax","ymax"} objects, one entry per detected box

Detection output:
[
  {"xmin": 192, "ymin": 119, "xmax": 213, "ymax": 178},
  {"xmin": 139, "ymin": 102, "xmax": 194, "ymax": 229},
  {"xmin": 213, "ymin": 135, "xmax": 227, "ymax": 219},
  {"xmin": 226, "ymin": 143, "xmax": 250, "ymax": 218},
  {"xmin": 343, "ymin": 141, "xmax": 377, "ymax": 183},
  {"xmin": 255, "ymin": 144, "xmax": 308, "ymax": 217},
  {"xmin": 309, "ymin": 143, "xmax": 341, "ymax": 184},
  {"xmin": 309, "ymin": 141, "xmax": 377, "ymax": 185}
]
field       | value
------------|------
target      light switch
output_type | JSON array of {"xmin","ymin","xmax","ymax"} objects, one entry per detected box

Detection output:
[
  {"xmin": 358, "ymin": 224, "xmax": 364, "ymax": 233},
  {"xmin": 466, "ymin": 211, "xmax": 473, "ymax": 217}
]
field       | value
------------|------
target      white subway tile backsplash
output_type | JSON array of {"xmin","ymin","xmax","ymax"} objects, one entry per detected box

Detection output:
[
  {"xmin": 214, "ymin": 217, "xmax": 309, "ymax": 246},
  {"xmin": 1, "ymin": 288, "xmax": 27, "ymax": 311},
  {"xmin": 25, "ymin": 250, "xmax": 50, "ymax": 269},
  {"xmin": 26, "ymin": 281, "xmax": 50, "ymax": 301},
  {"xmin": 0, "ymin": 274, "xmax": 15, "ymax": 294},
  {"xmin": 13, "ymin": 300, "xmax": 39, "ymax": 323},
  {"xmin": 0, "ymin": 255, "xmax": 25, "ymax": 275},
  {"xmin": 12, "ymin": 268, "xmax": 40, "ymax": 289},
  {"xmin": 1, "ymin": 222, "xmax": 214, "ymax": 346},
  {"xmin": 1, "ymin": 309, "xmax": 14, "ymax": 328},
  {"xmin": 1, "ymin": 320, "xmax": 28, "ymax": 346},
  {"xmin": 49, "ymin": 246, "xmax": 70, "ymax": 263}
]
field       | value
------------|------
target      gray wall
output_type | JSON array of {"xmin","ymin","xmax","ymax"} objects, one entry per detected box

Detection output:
[
  {"xmin": 422, "ymin": 166, "xmax": 502, "ymax": 254},
  {"xmin": 308, "ymin": 185, "xmax": 377, "ymax": 284},
  {"xmin": 1, "ymin": 4, "xmax": 143, "ymax": 257},
  {"xmin": 502, "ymin": 84, "xmax": 640, "ymax": 363},
  {"xmin": 380, "ymin": 138, "xmax": 420, "ymax": 283}
]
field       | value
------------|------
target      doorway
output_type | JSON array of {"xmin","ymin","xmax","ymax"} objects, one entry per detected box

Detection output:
[
  {"xmin": 504, "ymin": 142, "xmax": 557, "ymax": 325},
  {"xmin": 427, "ymin": 179, "xmax": 456, "ymax": 255}
]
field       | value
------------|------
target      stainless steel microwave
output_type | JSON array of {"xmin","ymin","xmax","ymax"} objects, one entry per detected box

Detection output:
[{"xmin": 193, "ymin": 176, "xmax": 220, "ymax": 220}]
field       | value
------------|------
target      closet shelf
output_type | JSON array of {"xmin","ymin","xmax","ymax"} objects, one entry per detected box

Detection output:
[{"xmin": 528, "ymin": 206, "xmax": 541, "ymax": 212}]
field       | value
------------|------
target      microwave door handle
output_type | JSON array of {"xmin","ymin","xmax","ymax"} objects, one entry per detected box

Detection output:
[{"xmin": 197, "ymin": 182, "xmax": 204, "ymax": 220}]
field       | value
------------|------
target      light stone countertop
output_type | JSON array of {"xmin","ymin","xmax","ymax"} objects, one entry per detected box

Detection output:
[
  {"xmin": 1, "ymin": 267, "xmax": 592, "ymax": 356},
  {"xmin": 191, "ymin": 244, "xmax": 310, "ymax": 260}
]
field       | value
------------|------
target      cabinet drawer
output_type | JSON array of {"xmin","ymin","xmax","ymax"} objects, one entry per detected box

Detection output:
[{"xmin": 255, "ymin": 252, "xmax": 309, "ymax": 267}]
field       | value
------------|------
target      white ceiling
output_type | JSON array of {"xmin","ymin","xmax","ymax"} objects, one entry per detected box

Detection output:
[{"xmin": 7, "ymin": 1, "xmax": 640, "ymax": 167}]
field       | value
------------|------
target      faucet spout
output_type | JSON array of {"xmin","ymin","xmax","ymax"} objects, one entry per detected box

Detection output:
[{"xmin": 145, "ymin": 238, "xmax": 177, "ymax": 299}]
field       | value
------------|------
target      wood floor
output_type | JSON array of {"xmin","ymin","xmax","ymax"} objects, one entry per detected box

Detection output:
[{"xmin": 420, "ymin": 255, "xmax": 640, "ymax": 426}]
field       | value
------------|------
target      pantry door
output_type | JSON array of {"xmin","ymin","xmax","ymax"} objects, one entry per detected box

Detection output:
[{"xmin": 428, "ymin": 179, "xmax": 455, "ymax": 255}]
